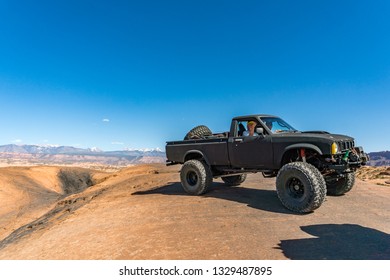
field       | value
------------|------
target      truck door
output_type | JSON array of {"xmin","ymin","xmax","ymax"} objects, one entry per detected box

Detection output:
[{"xmin": 228, "ymin": 121, "xmax": 273, "ymax": 168}]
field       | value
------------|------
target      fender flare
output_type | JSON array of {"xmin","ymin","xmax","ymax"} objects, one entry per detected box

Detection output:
[
  {"xmin": 183, "ymin": 150, "xmax": 211, "ymax": 165},
  {"xmin": 279, "ymin": 143, "xmax": 323, "ymax": 165},
  {"xmin": 284, "ymin": 143, "xmax": 323, "ymax": 155}
]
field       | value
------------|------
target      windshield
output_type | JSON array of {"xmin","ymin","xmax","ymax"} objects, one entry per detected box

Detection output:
[{"xmin": 260, "ymin": 117, "xmax": 297, "ymax": 133}]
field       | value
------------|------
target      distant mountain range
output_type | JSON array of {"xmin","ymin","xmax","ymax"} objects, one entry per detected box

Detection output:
[
  {"xmin": 0, "ymin": 144, "xmax": 166, "ymax": 167},
  {"xmin": 367, "ymin": 151, "xmax": 390, "ymax": 166},
  {"xmin": 0, "ymin": 144, "xmax": 388, "ymax": 167}
]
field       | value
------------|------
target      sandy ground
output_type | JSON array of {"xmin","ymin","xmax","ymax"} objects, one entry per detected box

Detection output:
[{"xmin": 0, "ymin": 164, "xmax": 389, "ymax": 260}]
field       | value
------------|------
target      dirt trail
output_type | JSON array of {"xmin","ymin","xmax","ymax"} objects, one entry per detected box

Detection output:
[{"xmin": 0, "ymin": 164, "xmax": 389, "ymax": 260}]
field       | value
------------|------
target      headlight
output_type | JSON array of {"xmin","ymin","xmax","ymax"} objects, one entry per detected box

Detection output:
[{"xmin": 331, "ymin": 142, "xmax": 339, "ymax": 155}]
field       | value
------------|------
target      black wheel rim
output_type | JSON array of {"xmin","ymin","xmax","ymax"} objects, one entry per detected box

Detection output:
[
  {"xmin": 286, "ymin": 177, "xmax": 305, "ymax": 199},
  {"xmin": 186, "ymin": 171, "xmax": 198, "ymax": 186}
]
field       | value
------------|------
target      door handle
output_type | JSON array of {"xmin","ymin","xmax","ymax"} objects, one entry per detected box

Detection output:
[{"xmin": 234, "ymin": 138, "xmax": 243, "ymax": 143}]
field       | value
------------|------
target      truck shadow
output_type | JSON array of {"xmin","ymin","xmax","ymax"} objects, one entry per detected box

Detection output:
[
  {"xmin": 277, "ymin": 224, "xmax": 390, "ymax": 259},
  {"xmin": 133, "ymin": 181, "xmax": 293, "ymax": 214}
]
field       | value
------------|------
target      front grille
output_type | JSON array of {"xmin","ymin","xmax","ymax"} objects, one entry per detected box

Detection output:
[{"xmin": 338, "ymin": 140, "xmax": 355, "ymax": 151}]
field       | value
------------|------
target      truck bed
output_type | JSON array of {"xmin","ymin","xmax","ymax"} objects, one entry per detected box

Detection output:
[{"xmin": 166, "ymin": 136, "xmax": 230, "ymax": 166}]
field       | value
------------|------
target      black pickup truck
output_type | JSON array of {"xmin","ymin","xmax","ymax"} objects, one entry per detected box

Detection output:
[{"xmin": 165, "ymin": 114, "xmax": 369, "ymax": 213}]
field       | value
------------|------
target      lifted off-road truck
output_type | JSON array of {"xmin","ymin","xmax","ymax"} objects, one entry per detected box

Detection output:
[{"xmin": 165, "ymin": 115, "xmax": 369, "ymax": 213}]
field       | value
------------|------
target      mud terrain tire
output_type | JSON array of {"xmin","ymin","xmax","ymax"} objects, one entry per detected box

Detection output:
[
  {"xmin": 222, "ymin": 174, "xmax": 247, "ymax": 186},
  {"xmin": 180, "ymin": 160, "xmax": 212, "ymax": 195},
  {"xmin": 184, "ymin": 125, "xmax": 212, "ymax": 140},
  {"xmin": 326, "ymin": 172, "xmax": 355, "ymax": 196},
  {"xmin": 276, "ymin": 162, "xmax": 326, "ymax": 213}
]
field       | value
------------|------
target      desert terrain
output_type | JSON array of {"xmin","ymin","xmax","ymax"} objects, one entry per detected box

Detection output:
[{"xmin": 0, "ymin": 164, "xmax": 389, "ymax": 260}]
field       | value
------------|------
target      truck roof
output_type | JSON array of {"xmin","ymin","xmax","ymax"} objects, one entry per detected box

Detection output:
[{"xmin": 233, "ymin": 114, "xmax": 278, "ymax": 120}]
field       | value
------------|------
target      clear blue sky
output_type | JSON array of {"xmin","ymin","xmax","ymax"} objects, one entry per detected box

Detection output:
[{"xmin": 0, "ymin": 0, "xmax": 389, "ymax": 152}]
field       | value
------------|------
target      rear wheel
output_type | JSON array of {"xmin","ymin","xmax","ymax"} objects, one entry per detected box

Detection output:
[
  {"xmin": 180, "ymin": 160, "xmax": 212, "ymax": 195},
  {"xmin": 326, "ymin": 172, "xmax": 355, "ymax": 196},
  {"xmin": 276, "ymin": 162, "xmax": 326, "ymax": 213},
  {"xmin": 222, "ymin": 174, "xmax": 247, "ymax": 186}
]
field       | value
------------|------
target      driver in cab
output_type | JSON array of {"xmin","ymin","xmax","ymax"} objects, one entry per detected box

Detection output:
[{"xmin": 243, "ymin": 121, "xmax": 258, "ymax": 137}]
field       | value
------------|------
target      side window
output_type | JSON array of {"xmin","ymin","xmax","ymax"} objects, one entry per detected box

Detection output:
[
  {"xmin": 238, "ymin": 122, "xmax": 246, "ymax": 136},
  {"xmin": 243, "ymin": 120, "xmax": 260, "ymax": 137},
  {"xmin": 234, "ymin": 120, "xmax": 263, "ymax": 137}
]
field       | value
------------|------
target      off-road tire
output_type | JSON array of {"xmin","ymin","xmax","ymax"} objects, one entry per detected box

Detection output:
[
  {"xmin": 326, "ymin": 172, "xmax": 355, "ymax": 196},
  {"xmin": 222, "ymin": 174, "xmax": 247, "ymax": 186},
  {"xmin": 184, "ymin": 125, "xmax": 212, "ymax": 140},
  {"xmin": 276, "ymin": 162, "xmax": 326, "ymax": 213},
  {"xmin": 180, "ymin": 159, "xmax": 212, "ymax": 195}
]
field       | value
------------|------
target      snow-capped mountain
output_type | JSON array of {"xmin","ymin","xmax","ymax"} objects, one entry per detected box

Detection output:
[
  {"xmin": 0, "ymin": 144, "xmax": 91, "ymax": 154},
  {"xmin": 88, "ymin": 147, "xmax": 103, "ymax": 153},
  {"xmin": 0, "ymin": 144, "xmax": 164, "ymax": 154},
  {"xmin": 0, "ymin": 144, "xmax": 166, "ymax": 166}
]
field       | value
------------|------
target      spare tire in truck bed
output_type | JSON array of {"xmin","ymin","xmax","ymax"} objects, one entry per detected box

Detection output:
[{"xmin": 184, "ymin": 125, "xmax": 212, "ymax": 140}]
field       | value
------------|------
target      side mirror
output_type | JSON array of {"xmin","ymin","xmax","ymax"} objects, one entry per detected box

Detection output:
[{"xmin": 256, "ymin": 127, "xmax": 264, "ymax": 134}]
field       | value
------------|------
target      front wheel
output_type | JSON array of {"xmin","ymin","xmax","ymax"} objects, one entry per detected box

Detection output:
[
  {"xmin": 276, "ymin": 162, "xmax": 326, "ymax": 213},
  {"xmin": 180, "ymin": 160, "xmax": 212, "ymax": 195},
  {"xmin": 326, "ymin": 172, "xmax": 355, "ymax": 196}
]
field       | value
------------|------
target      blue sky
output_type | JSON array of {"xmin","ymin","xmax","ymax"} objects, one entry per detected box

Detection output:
[{"xmin": 0, "ymin": 0, "xmax": 389, "ymax": 152}]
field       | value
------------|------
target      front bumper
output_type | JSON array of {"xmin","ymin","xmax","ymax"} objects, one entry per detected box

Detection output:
[
  {"xmin": 347, "ymin": 146, "xmax": 369, "ymax": 166},
  {"xmin": 327, "ymin": 146, "xmax": 369, "ymax": 173}
]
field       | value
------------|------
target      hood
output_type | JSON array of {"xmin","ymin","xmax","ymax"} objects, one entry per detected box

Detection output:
[
  {"xmin": 276, "ymin": 131, "xmax": 355, "ymax": 143},
  {"xmin": 300, "ymin": 131, "xmax": 354, "ymax": 142},
  {"xmin": 273, "ymin": 131, "xmax": 356, "ymax": 154}
]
